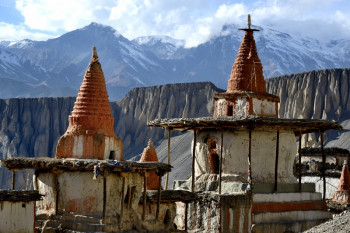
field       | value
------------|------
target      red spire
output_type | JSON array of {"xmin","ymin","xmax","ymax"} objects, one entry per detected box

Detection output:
[
  {"xmin": 140, "ymin": 139, "xmax": 161, "ymax": 190},
  {"xmin": 227, "ymin": 16, "xmax": 266, "ymax": 93},
  {"xmin": 332, "ymin": 161, "xmax": 350, "ymax": 203},
  {"xmin": 56, "ymin": 47, "xmax": 123, "ymax": 160},
  {"xmin": 68, "ymin": 46, "xmax": 115, "ymax": 136}
]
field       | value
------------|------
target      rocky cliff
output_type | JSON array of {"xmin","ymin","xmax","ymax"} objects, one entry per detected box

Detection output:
[
  {"xmin": 1, "ymin": 69, "xmax": 350, "ymax": 189},
  {"xmin": 266, "ymin": 68, "xmax": 350, "ymax": 148},
  {"xmin": 0, "ymin": 82, "xmax": 221, "ymax": 189}
]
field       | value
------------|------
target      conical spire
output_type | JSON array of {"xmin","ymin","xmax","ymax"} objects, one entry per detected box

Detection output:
[
  {"xmin": 56, "ymin": 46, "xmax": 123, "ymax": 160},
  {"xmin": 68, "ymin": 46, "xmax": 114, "ymax": 136},
  {"xmin": 227, "ymin": 15, "xmax": 266, "ymax": 93},
  {"xmin": 332, "ymin": 160, "xmax": 350, "ymax": 203},
  {"xmin": 140, "ymin": 139, "xmax": 161, "ymax": 190}
]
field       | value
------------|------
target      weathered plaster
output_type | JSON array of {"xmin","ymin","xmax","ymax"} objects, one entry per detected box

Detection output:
[
  {"xmin": 252, "ymin": 98, "xmax": 276, "ymax": 116},
  {"xmin": 0, "ymin": 201, "xmax": 35, "ymax": 233},
  {"xmin": 58, "ymin": 172, "xmax": 104, "ymax": 215},
  {"xmin": 194, "ymin": 128, "xmax": 297, "ymax": 183},
  {"xmin": 36, "ymin": 173, "xmax": 56, "ymax": 215}
]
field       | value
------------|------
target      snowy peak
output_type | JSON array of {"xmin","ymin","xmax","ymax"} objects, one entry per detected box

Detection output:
[
  {"xmin": 133, "ymin": 35, "xmax": 184, "ymax": 59},
  {"xmin": 134, "ymin": 35, "xmax": 184, "ymax": 48},
  {"xmin": 80, "ymin": 22, "xmax": 122, "ymax": 38},
  {"xmin": 0, "ymin": 46, "xmax": 21, "ymax": 66}
]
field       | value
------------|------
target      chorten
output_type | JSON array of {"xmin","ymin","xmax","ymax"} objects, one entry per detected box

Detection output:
[
  {"xmin": 214, "ymin": 14, "xmax": 279, "ymax": 117},
  {"xmin": 140, "ymin": 139, "xmax": 161, "ymax": 190},
  {"xmin": 332, "ymin": 160, "xmax": 350, "ymax": 203},
  {"xmin": 55, "ymin": 47, "xmax": 123, "ymax": 160}
]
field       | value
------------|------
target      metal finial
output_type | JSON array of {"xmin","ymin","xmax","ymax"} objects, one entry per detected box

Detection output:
[
  {"xmin": 147, "ymin": 139, "xmax": 153, "ymax": 148},
  {"xmin": 344, "ymin": 160, "xmax": 348, "ymax": 166},
  {"xmin": 92, "ymin": 46, "xmax": 98, "ymax": 59},
  {"xmin": 248, "ymin": 14, "xmax": 251, "ymax": 29},
  {"xmin": 239, "ymin": 14, "xmax": 259, "ymax": 32}
]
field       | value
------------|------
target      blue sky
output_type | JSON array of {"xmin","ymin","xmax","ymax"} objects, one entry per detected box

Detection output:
[{"xmin": 0, "ymin": 0, "xmax": 350, "ymax": 47}]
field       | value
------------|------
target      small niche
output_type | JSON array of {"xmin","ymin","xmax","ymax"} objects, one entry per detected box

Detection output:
[
  {"xmin": 207, "ymin": 138, "xmax": 220, "ymax": 174},
  {"xmin": 227, "ymin": 105, "xmax": 233, "ymax": 116},
  {"xmin": 109, "ymin": 151, "xmax": 116, "ymax": 160}
]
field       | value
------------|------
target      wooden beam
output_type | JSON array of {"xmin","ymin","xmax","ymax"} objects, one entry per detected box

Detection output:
[
  {"xmin": 185, "ymin": 202, "xmax": 188, "ymax": 231},
  {"xmin": 55, "ymin": 174, "xmax": 59, "ymax": 215},
  {"xmin": 274, "ymin": 130, "xmax": 280, "ymax": 192},
  {"xmin": 102, "ymin": 176, "xmax": 106, "ymax": 221},
  {"xmin": 156, "ymin": 175, "xmax": 162, "ymax": 220},
  {"xmin": 298, "ymin": 132, "xmax": 302, "ymax": 192},
  {"xmin": 165, "ymin": 129, "xmax": 171, "ymax": 190},
  {"xmin": 219, "ymin": 131, "xmax": 224, "ymax": 194},
  {"xmin": 320, "ymin": 132, "xmax": 326, "ymax": 200},
  {"xmin": 120, "ymin": 175, "xmax": 125, "ymax": 224},
  {"xmin": 191, "ymin": 130, "xmax": 197, "ymax": 193},
  {"xmin": 248, "ymin": 129, "xmax": 252, "ymax": 189},
  {"xmin": 142, "ymin": 172, "xmax": 147, "ymax": 221},
  {"xmin": 11, "ymin": 171, "xmax": 16, "ymax": 190}
]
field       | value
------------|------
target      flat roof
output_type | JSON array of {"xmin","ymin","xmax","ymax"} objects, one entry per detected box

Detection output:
[
  {"xmin": 1, "ymin": 158, "xmax": 172, "ymax": 175},
  {"xmin": 148, "ymin": 116, "xmax": 342, "ymax": 135},
  {"xmin": 0, "ymin": 190, "xmax": 43, "ymax": 202}
]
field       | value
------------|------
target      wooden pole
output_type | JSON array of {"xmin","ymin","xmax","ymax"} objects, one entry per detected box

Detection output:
[
  {"xmin": 185, "ymin": 202, "xmax": 188, "ymax": 231},
  {"xmin": 165, "ymin": 129, "xmax": 171, "ymax": 190},
  {"xmin": 55, "ymin": 174, "xmax": 59, "ymax": 215},
  {"xmin": 142, "ymin": 172, "xmax": 147, "ymax": 221},
  {"xmin": 248, "ymin": 129, "xmax": 252, "ymax": 190},
  {"xmin": 102, "ymin": 176, "xmax": 106, "ymax": 221},
  {"xmin": 156, "ymin": 175, "xmax": 162, "ymax": 220},
  {"xmin": 274, "ymin": 129, "xmax": 280, "ymax": 192},
  {"xmin": 120, "ymin": 175, "xmax": 125, "ymax": 224},
  {"xmin": 219, "ymin": 131, "xmax": 224, "ymax": 194},
  {"xmin": 320, "ymin": 132, "xmax": 326, "ymax": 200},
  {"xmin": 298, "ymin": 132, "xmax": 302, "ymax": 192},
  {"xmin": 11, "ymin": 171, "xmax": 16, "ymax": 190},
  {"xmin": 191, "ymin": 130, "xmax": 197, "ymax": 193}
]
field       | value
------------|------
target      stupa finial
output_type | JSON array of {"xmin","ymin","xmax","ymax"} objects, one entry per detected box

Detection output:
[
  {"xmin": 92, "ymin": 46, "xmax": 98, "ymax": 60},
  {"xmin": 248, "ymin": 14, "xmax": 251, "ymax": 29},
  {"xmin": 239, "ymin": 14, "xmax": 259, "ymax": 32},
  {"xmin": 147, "ymin": 138, "xmax": 153, "ymax": 148}
]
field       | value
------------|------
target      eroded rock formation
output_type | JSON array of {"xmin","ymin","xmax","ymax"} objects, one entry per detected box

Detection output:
[{"xmin": 1, "ymin": 68, "xmax": 350, "ymax": 189}]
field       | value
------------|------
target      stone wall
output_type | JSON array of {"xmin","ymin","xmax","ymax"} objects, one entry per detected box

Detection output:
[{"xmin": 182, "ymin": 192, "xmax": 251, "ymax": 233}]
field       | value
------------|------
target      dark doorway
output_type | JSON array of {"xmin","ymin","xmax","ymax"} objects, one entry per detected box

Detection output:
[{"xmin": 208, "ymin": 138, "xmax": 220, "ymax": 174}]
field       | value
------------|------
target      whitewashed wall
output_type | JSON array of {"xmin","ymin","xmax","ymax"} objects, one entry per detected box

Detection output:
[
  {"xmin": 0, "ymin": 201, "xmax": 35, "ymax": 233},
  {"xmin": 194, "ymin": 128, "xmax": 297, "ymax": 183}
]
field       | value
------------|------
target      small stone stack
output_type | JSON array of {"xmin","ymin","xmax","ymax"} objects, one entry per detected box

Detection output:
[{"xmin": 140, "ymin": 139, "xmax": 161, "ymax": 190}]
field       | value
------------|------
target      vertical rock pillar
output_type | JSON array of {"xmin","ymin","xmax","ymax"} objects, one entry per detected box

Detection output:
[{"xmin": 55, "ymin": 47, "xmax": 123, "ymax": 160}]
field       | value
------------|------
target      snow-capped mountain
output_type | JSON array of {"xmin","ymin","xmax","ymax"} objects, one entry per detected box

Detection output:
[
  {"xmin": 1, "ymin": 22, "xmax": 350, "ymax": 100},
  {"xmin": 133, "ymin": 36, "xmax": 185, "ymax": 59}
]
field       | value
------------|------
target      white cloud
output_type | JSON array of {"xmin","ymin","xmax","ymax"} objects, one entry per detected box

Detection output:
[
  {"xmin": 0, "ymin": 22, "xmax": 54, "ymax": 41},
  {"xmin": 2, "ymin": 0, "xmax": 349, "ymax": 46}
]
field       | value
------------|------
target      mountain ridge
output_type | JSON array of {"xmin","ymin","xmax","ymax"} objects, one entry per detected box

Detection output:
[{"xmin": 1, "ymin": 22, "xmax": 350, "ymax": 100}]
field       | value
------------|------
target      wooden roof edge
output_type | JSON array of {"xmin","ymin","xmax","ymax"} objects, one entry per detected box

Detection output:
[
  {"xmin": 213, "ymin": 91, "xmax": 280, "ymax": 101},
  {"xmin": 1, "ymin": 157, "xmax": 172, "ymax": 173},
  {"xmin": 148, "ymin": 117, "xmax": 342, "ymax": 133},
  {"xmin": 0, "ymin": 190, "xmax": 44, "ymax": 202}
]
